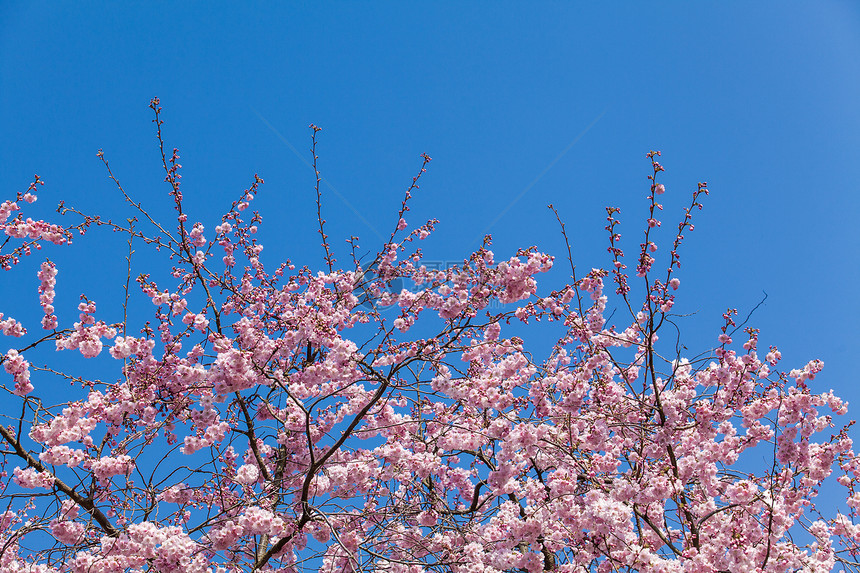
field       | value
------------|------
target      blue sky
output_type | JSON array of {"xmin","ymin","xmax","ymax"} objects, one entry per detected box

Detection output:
[{"xmin": 1, "ymin": 1, "xmax": 859, "ymax": 509}]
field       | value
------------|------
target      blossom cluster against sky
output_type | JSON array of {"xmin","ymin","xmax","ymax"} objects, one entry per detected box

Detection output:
[{"xmin": 1, "ymin": 2, "xmax": 858, "ymax": 491}]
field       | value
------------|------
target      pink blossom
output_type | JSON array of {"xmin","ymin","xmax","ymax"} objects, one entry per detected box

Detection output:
[
  {"xmin": 13, "ymin": 466, "xmax": 55, "ymax": 489},
  {"xmin": 188, "ymin": 222, "xmax": 206, "ymax": 247},
  {"xmin": 0, "ymin": 313, "xmax": 26, "ymax": 337},
  {"xmin": 37, "ymin": 260, "xmax": 58, "ymax": 330},
  {"xmin": 4, "ymin": 349, "xmax": 33, "ymax": 395},
  {"xmin": 235, "ymin": 463, "xmax": 259, "ymax": 485},
  {"xmin": 109, "ymin": 335, "xmax": 155, "ymax": 359},
  {"xmin": 50, "ymin": 501, "xmax": 84, "ymax": 544},
  {"xmin": 159, "ymin": 484, "xmax": 194, "ymax": 504},
  {"xmin": 30, "ymin": 405, "xmax": 98, "ymax": 446},
  {"xmin": 54, "ymin": 300, "xmax": 116, "ymax": 358},
  {"xmin": 238, "ymin": 506, "xmax": 286, "ymax": 536},
  {"xmin": 89, "ymin": 454, "xmax": 134, "ymax": 481},
  {"xmin": 39, "ymin": 445, "xmax": 86, "ymax": 468}
]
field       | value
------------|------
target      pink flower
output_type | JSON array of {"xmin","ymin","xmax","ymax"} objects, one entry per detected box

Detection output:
[
  {"xmin": 90, "ymin": 454, "xmax": 134, "ymax": 481},
  {"xmin": 38, "ymin": 260, "xmax": 58, "ymax": 330},
  {"xmin": 55, "ymin": 300, "xmax": 116, "ymax": 358},
  {"xmin": 238, "ymin": 506, "xmax": 285, "ymax": 536},
  {"xmin": 235, "ymin": 464, "xmax": 260, "ymax": 485},
  {"xmin": 4, "ymin": 348, "xmax": 33, "ymax": 395},
  {"xmin": 159, "ymin": 484, "xmax": 193, "ymax": 504},
  {"xmin": 109, "ymin": 336, "xmax": 155, "ymax": 359},
  {"xmin": 13, "ymin": 466, "xmax": 55, "ymax": 489},
  {"xmin": 40, "ymin": 445, "xmax": 86, "ymax": 468},
  {"xmin": 0, "ymin": 313, "xmax": 26, "ymax": 337}
]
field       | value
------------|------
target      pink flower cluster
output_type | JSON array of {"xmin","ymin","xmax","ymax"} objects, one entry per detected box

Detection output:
[
  {"xmin": 237, "ymin": 506, "xmax": 286, "ymax": 537},
  {"xmin": 12, "ymin": 466, "xmax": 55, "ymax": 489},
  {"xmin": 0, "ymin": 199, "xmax": 21, "ymax": 225},
  {"xmin": 188, "ymin": 222, "xmax": 206, "ymax": 247},
  {"xmin": 71, "ymin": 522, "xmax": 208, "ymax": 573},
  {"xmin": 3, "ymin": 216, "xmax": 68, "ymax": 245},
  {"xmin": 0, "ymin": 178, "xmax": 73, "ymax": 270},
  {"xmin": 494, "ymin": 252, "xmax": 553, "ymax": 305},
  {"xmin": 50, "ymin": 500, "xmax": 85, "ymax": 545},
  {"xmin": 0, "ymin": 313, "xmax": 25, "ymax": 337},
  {"xmin": 89, "ymin": 454, "xmax": 134, "ymax": 482},
  {"xmin": 37, "ymin": 260, "xmax": 58, "ymax": 329},
  {"xmin": 3, "ymin": 349, "xmax": 33, "ymax": 395},
  {"xmin": 208, "ymin": 348, "xmax": 262, "ymax": 395},
  {"xmin": 182, "ymin": 311, "xmax": 209, "ymax": 332},
  {"xmin": 1, "ymin": 186, "xmax": 59, "ymax": 242},
  {"xmin": 181, "ymin": 420, "xmax": 230, "ymax": 455},
  {"xmin": 55, "ymin": 300, "xmax": 116, "ymax": 358},
  {"xmin": 159, "ymin": 483, "xmax": 194, "ymax": 504},
  {"xmin": 108, "ymin": 336, "xmax": 155, "ymax": 359},
  {"xmin": 39, "ymin": 445, "xmax": 86, "ymax": 468},
  {"xmin": 207, "ymin": 520, "xmax": 245, "ymax": 551},
  {"xmin": 30, "ymin": 404, "xmax": 97, "ymax": 447},
  {"xmin": 234, "ymin": 463, "xmax": 259, "ymax": 485}
]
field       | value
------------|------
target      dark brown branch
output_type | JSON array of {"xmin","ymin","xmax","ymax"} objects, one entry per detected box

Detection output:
[{"xmin": 0, "ymin": 424, "xmax": 119, "ymax": 537}]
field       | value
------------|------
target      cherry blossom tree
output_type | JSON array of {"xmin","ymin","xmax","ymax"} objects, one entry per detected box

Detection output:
[{"xmin": 1, "ymin": 99, "xmax": 858, "ymax": 572}]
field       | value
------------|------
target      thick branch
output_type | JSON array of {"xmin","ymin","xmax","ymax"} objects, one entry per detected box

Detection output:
[{"xmin": 0, "ymin": 423, "xmax": 119, "ymax": 537}]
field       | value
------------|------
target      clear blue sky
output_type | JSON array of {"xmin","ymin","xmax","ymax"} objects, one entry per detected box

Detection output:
[{"xmin": 1, "ymin": 2, "xmax": 859, "ymax": 478}]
